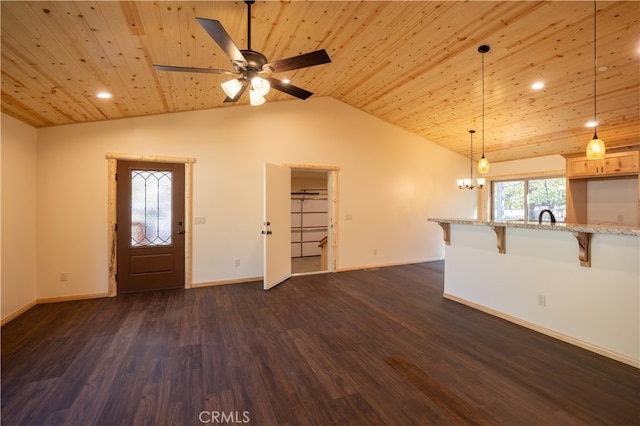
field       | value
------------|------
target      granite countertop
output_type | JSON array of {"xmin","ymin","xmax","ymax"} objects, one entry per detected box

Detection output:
[{"xmin": 428, "ymin": 218, "xmax": 640, "ymax": 236}]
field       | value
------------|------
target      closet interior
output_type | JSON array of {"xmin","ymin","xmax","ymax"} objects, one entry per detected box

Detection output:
[{"xmin": 291, "ymin": 170, "xmax": 328, "ymax": 274}]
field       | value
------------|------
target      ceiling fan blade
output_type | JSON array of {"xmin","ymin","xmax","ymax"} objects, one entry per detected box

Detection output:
[
  {"xmin": 266, "ymin": 77, "xmax": 313, "ymax": 100},
  {"xmin": 223, "ymin": 79, "xmax": 248, "ymax": 103},
  {"xmin": 153, "ymin": 65, "xmax": 236, "ymax": 75},
  {"xmin": 264, "ymin": 49, "xmax": 331, "ymax": 74},
  {"xmin": 196, "ymin": 17, "xmax": 247, "ymax": 66}
]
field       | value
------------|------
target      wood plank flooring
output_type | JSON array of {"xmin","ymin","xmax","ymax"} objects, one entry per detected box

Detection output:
[
  {"xmin": 291, "ymin": 255, "xmax": 322, "ymax": 274},
  {"xmin": 2, "ymin": 262, "xmax": 639, "ymax": 425}
]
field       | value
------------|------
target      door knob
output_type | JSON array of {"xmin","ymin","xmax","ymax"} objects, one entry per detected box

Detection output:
[{"xmin": 177, "ymin": 230, "xmax": 185, "ymax": 235}]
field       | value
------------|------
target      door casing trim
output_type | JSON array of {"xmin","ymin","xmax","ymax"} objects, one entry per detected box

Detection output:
[{"xmin": 106, "ymin": 153, "xmax": 195, "ymax": 296}]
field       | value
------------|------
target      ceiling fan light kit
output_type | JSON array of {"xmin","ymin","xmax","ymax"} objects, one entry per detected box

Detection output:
[
  {"xmin": 153, "ymin": 0, "xmax": 331, "ymax": 107},
  {"xmin": 221, "ymin": 79, "xmax": 243, "ymax": 99},
  {"xmin": 251, "ymin": 77, "xmax": 271, "ymax": 97}
]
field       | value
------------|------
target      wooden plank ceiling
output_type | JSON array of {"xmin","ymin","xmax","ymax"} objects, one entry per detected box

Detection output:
[{"xmin": 1, "ymin": 1, "xmax": 638, "ymax": 163}]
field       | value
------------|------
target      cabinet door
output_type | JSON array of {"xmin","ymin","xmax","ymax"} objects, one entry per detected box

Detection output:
[
  {"xmin": 603, "ymin": 151, "xmax": 639, "ymax": 176},
  {"xmin": 566, "ymin": 157, "xmax": 598, "ymax": 177}
]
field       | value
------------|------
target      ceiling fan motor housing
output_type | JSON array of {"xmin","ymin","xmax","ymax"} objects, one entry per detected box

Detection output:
[{"xmin": 236, "ymin": 50, "xmax": 269, "ymax": 74}]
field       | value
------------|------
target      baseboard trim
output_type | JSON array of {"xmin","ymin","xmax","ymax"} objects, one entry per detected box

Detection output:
[
  {"xmin": 37, "ymin": 292, "xmax": 109, "ymax": 304},
  {"xmin": 336, "ymin": 258, "xmax": 441, "ymax": 272},
  {"xmin": 1, "ymin": 300, "xmax": 38, "ymax": 326},
  {"xmin": 443, "ymin": 292, "xmax": 640, "ymax": 369},
  {"xmin": 191, "ymin": 276, "xmax": 263, "ymax": 288}
]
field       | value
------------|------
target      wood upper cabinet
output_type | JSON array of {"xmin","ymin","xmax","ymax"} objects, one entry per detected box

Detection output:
[
  {"xmin": 566, "ymin": 151, "xmax": 639, "ymax": 178},
  {"xmin": 564, "ymin": 148, "xmax": 640, "ymax": 225}
]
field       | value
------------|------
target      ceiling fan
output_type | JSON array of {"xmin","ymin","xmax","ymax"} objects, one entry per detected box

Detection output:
[{"xmin": 153, "ymin": 0, "xmax": 331, "ymax": 106}]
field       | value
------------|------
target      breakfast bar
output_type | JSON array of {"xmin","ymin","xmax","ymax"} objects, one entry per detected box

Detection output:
[{"xmin": 428, "ymin": 218, "xmax": 640, "ymax": 367}]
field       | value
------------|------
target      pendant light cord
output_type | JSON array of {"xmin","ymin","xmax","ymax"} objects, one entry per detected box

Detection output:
[
  {"xmin": 592, "ymin": 0, "xmax": 598, "ymax": 137},
  {"xmin": 481, "ymin": 51, "xmax": 486, "ymax": 158},
  {"xmin": 469, "ymin": 130, "xmax": 475, "ymax": 180},
  {"xmin": 470, "ymin": 131, "xmax": 473, "ymax": 180}
]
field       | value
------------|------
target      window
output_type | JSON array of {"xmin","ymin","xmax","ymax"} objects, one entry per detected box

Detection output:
[{"xmin": 492, "ymin": 177, "xmax": 566, "ymax": 222}]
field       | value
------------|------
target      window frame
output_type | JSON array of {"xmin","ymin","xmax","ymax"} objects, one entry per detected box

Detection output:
[{"xmin": 489, "ymin": 174, "xmax": 566, "ymax": 223}]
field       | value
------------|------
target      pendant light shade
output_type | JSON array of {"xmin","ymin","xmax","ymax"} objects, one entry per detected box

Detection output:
[
  {"xmin": 586, "ymin": 133, "xmax": 606, "ymax": 159},
  {"xmin": 478, "ymin": 45, "xmax": 490, "ymax": 174},
  {"xmin": 586, "ymin": 0, "xmax": 606, "ymax": 159},
  {"xmin": 477, "ymin": 156, "xmax": 490, "ymax": 174}
]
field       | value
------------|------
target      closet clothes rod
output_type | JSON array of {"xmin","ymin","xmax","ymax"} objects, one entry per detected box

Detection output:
[{"xmin": 291, "ymin": 189, "xmax": 326, "ymax": 194}]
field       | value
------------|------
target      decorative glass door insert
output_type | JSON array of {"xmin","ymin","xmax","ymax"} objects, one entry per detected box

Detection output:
[{"xmin": 130, "ymin": 170, "xmax": 173, "ymax": 247}]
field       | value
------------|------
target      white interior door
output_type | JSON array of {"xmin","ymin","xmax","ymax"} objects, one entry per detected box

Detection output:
[{"xmin": 263, "ymin": 162, "xmax": 292, "ymax": 289}]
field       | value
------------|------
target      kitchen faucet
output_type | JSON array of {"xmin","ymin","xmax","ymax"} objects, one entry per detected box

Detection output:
[{"xmin": 538, "ymin": 209, "xmax": 556, "ymax": 224}]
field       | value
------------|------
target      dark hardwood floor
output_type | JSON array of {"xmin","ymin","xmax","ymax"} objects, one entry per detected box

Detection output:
[{"xmin": 2, "ymin": 262, "xmax": 639, "ymax": 425}]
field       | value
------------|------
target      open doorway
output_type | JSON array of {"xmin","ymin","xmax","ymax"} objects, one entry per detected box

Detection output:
[{"xmin": 291, "ymin": 169, "xmax": 331, "ymax": 274}]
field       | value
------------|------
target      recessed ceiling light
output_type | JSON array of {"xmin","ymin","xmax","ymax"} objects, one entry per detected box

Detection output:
[
  {"xmin": 586, "ymin": 121, "xmax": 598, "ymax": 128},
  {"xmin": 598, "ymin": 65, "xmax": 609, "ymax": 72},
  {"xmin": 97, "ymin": 92, "xmax": 112, "ymax": 99},
  {"xmin": 282, "ymin": 79, "xmax": 291, "ymax": 84},
  {"xmin": 531, "ymin": 81, "xmax": 544, "ymax": 90}
]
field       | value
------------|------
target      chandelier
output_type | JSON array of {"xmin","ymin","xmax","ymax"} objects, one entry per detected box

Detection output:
[{"xmin": 457, "ymin": 130, "xmax": 486, "ymax": 190}]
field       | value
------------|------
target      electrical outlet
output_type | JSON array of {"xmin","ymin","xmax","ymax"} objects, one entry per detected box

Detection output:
[
  {"xmin": 60, "ymin": 272, "xmax": 68, "ymax": 282},
  {"xmin": 235, "ymin": 259, "xmax": 241, "ymax": 267},
  {"xmin": 617, "ymin": 214, "xmax": 624, "ymax": 223},
  {"xmin": 537, "ymin": 294, "xmax": 546, "ymax": 307},
  {"xmin": 373, "ymin": 249, "xmax": 377, "ymax": 255}
]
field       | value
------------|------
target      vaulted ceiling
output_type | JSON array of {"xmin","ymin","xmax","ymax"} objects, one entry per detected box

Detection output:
[{"xmin": 2, "ymin": 1, "xmax": 639, "ymax": 163}]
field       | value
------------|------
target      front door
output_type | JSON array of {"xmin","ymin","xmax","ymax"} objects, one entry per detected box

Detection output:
[
  {"xmin": 116, "ymin": 160, "xmax": 185, "ymax": 293},
  {"xmin": 263, "ymin": 162, "xmax": 291, "ymax": 289}
]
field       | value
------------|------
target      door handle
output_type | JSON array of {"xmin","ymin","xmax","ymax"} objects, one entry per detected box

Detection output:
[{"xmin": 177, "ymin": 230, "xmax": 185, "ymax": 235}]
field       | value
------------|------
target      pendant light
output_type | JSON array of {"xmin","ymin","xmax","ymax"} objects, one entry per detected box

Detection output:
[
  {"xmin": 457, "ymin": 130, "xmax": 486, "ymax": 190},
  {"xmin": 477, "ymin": 45, "xmax": 490, "ymax": 174},
  {"xmin": 585, "ymin": 0, "xmax": 606, "ymax": 159}
]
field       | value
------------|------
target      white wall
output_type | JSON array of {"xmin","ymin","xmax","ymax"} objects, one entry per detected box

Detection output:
[
  {"xmin": 485, "ymin": 155, "xmax": 565, "ymax": 177},
  {"xmin": 14, "ymin": 97, "xmax": 475, "ymax": 305},
  {"xmin": 587, "ymin": 178, "xmax": 638, "ymax": 226},
  {"xmin": 1, "ymin": 114, "xmax": 38, "ymax": 320},
  {"xmin": 445, "ymin": 224, "xmax": 640, "ymax": 366}
]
